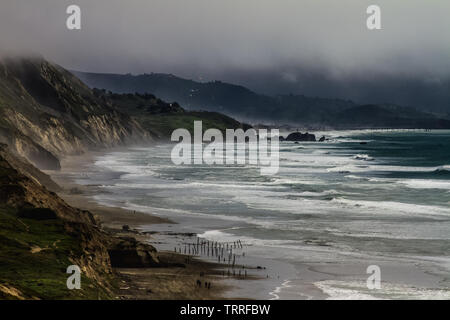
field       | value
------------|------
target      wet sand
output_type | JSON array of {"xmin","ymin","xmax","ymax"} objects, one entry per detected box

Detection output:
[
  {"xmin": 48, "ymin": 151, "xmax": 256, "ymax": 300},
  {"xmin": 115, "ymin": 252, "xmax": 230, "ymax": 300}
]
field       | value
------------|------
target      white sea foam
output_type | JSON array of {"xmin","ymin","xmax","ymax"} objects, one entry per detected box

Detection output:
[
  {"xmin": 435, "ymin": 165, "xmax": 450, "ymax": 172},
  {"xmin": 269, "ymin": 280, "xmax": 292, "ymax": 300},
  {"xmin": 398, "ymin": 179, "xmax": 450, "ymax": 190},
  {"xmin": 269, "ymin": 178, "xmax": 326, "ymax": 186},
  {"xmin": 345, "ymin": 175, "xmax": 369, "ymax": 181},
  {"xmin": 315, "ymin": 281, "xmax": 380, "ymax": 300},
  {"xmin": 353, "ymin": 154, "xmax": 374, "ymax": 161},
  {"xmin": 116, "ymin": 200, "xmax": 288, "ymax": 229},
  {"xmin": 315, "ymin": 280, "xmax": 450, "ymax": 300},
  {"xmin": 294, "ymin": 190, "xmax": 344, "ymax": 197},
  {"xmin": 332, "ymin": 198, "xmax": 450, "ymax": 217},
  {"xmin": 329, "ymin": 164, "xmax": 450, "ymax": 174}
]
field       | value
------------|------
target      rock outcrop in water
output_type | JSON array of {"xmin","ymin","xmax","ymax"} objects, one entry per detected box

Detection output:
[
  {"xmin": 283, "ymin": 132, "xmax": 316, "ymax": 142},
  {"xmin": 0, "ymin": 57, "xmax": 149, "ymax": 170}
]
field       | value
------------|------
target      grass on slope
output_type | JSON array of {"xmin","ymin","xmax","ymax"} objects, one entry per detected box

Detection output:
[
  {"xmin": 142, "ymin": 111, "xmax": 244, "ymax": 138},
  {"xmin": 93, "ymin": 90, "xmax": 247, "ymax": 139},
  {"xmin": 0, "ymin": 206, "xmax": 113, "ymax": 300}
]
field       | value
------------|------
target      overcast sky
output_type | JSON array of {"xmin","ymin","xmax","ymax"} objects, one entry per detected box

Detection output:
[{"xmin": 1, "ymin": 0, "xmax": 450, "ymax": 106}]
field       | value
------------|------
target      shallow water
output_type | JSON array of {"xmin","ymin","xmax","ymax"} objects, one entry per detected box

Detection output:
[{"xmin": 76, "ymin": 129, "xmax": 450, "ymax": 299}]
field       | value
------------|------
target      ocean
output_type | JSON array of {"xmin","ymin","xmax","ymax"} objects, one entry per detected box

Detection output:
[{"xmin": 75, "ymin": 129, "xmax": 450, "ymax": 299}]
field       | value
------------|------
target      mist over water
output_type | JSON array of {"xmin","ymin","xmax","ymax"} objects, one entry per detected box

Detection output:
[{"xmin": 76, "ymin": 130, "xmax": 450, "ymax": 299}]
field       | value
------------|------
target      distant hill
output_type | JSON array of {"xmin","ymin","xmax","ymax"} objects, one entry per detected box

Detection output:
[
  {"xmin": 333, "ymin": 104, "xmax": 450, "ymax": 129},
  {"xmin": 92, "ymin": 89, "xmax": 249, "ymax": 139},
  {"xmin": 74, "ymin": 71, "xmax": 279, "ymax": 121},
  {"xmin": 74, "ymin": 71, "xmax": 450, "ymax": 129}
]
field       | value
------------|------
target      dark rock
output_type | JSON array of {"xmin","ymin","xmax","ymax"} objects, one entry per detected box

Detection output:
[
  {"xmin": 108, "ymin": 237, "xmax": 160, "ymax": 268},
  {"xmin": 285, "ymin": 132, "xmax": 316, "ymax": 142},
  {"xmin": 319, "ymin": 136, "xmax": 326, "ymax": 142}
]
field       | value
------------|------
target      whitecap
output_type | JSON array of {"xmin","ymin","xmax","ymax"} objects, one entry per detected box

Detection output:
[
  {"xmin": 331, "ymin": 197, "xmax": 450, "ymax": 217},
  {"xmin": 315, "ymin": 280, "xmax": 450, "ymax": 300},
  {"xmin": 353, "ymin": 154, "xmax": 375, "ymax": 161}
]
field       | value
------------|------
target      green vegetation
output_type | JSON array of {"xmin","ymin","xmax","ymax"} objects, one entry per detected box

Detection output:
[
  {"xmin": 0, "ymin": 206, "xmax": 114, "ymax": 299},
  {"xmin": 141, "ymin": 112, "xmax": 244, "ymax": 138},
  {"xmin": 93, "ymin": 89, "xmax": 248, "ymax": 139},
  {"xmin": 0, "ymin": 149, "xmax": 115, "ymax": 300}
]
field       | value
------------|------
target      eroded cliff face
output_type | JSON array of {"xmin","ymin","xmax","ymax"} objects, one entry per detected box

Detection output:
[
  {"xmin": 0, "ymin": 145, "xmax": 163, "ymax": 299},
  {"xmin": 0, "ymin": 143, "xmax": 60, "ymax": 192},
  {"xmin": 0, "ymin": 56, "xmax": 149, "ymax": 170},
  {"xmin": 0, "ymin": 146, "xmax": 115, "ymax": 299}
]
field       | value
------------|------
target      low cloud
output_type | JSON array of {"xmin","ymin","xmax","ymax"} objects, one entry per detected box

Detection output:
[{"xmin": 1, "ymin": 0, "xmax": 449, "ymax": 109}]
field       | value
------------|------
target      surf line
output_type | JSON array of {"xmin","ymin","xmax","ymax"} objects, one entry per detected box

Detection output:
[
  {"xmin": 171, "ymin": 121, "xmax": 279, "ymax": 175},
  {"xmin": 269, "ymin": 279, "xmax": 292, "ymax": 300}
]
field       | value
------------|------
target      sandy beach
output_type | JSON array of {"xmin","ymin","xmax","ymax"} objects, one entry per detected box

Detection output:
[{"xmin": 48, "ymin": 150, "xmax": 261, "ymax": 300}]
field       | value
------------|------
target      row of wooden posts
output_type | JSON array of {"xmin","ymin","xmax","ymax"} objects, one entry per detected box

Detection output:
[
  {"xmin": 223, "ymin": 269, "xmax": 247, "ymax": 278},
  {"xmin": 174, "ymin": 238, "xmax": 244, "ymax": 268}
]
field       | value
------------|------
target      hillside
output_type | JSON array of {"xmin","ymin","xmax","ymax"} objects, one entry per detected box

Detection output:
[
  {"xmin": 92, "ymin": 89, "xmax": 249, "ymax": 139},
  {"xmin": 75, "ymin": 71, "xmax": 450, "ymax": 129},
  {"xmin": 0, "ymin": 144, "xmax": 115, "ymax": 299},
  {"xmin": 0, "ymin": 57, "xmax": 148, "ymax": 170},
  {"xmin": 75, "ymin": 71, "xmax": 355, "ymax": 123},
  {"xmin": 76, "ymin": 71, "xmax": 278, "ymax": 120}
]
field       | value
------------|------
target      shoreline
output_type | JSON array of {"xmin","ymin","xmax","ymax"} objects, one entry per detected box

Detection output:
[
  {"xmin": 48, "ymin": 140, "xmax": 450, "ymax": 300},
  {"xmin": 48, "ymin": 150, "xmax": 257, "ymax": 300},
  {"xmin": 49, "ymin": 149, "xmax": 323, "ymax": 300},
  {"xmin": 50, "ymin": 150, "xmax": 173, "ymax": 228}
]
